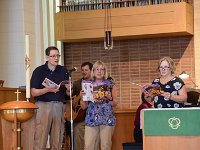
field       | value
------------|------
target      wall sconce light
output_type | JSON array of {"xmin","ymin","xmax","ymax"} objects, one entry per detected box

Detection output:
[
  {"xmin": 179, "ymin": 71, "xmax": 198, "ymax": 88},
  {"xmin": 179, "ymin": 71, "xmax": 189, "ymax": 79},
  {"xmin": 104, "ymin": 4, "xmax": 113, "ymax": 50}
]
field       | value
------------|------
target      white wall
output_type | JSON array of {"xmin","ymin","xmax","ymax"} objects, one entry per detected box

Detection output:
[
  {"xmin": 0, "ymin": 0, "xmax": 44, "ymax": 88},
  {"xmin": 0, "ymin": 0, "xmax": 63, "ymax": 88},
  {"xmin": 0, "ymin": 0, "xmax": 24, "ymax": 87}
]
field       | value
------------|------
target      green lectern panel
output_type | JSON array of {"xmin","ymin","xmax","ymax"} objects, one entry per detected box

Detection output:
[{"xmin": 144, "ymin": 108, "xmax": 200, "ymax": 136}]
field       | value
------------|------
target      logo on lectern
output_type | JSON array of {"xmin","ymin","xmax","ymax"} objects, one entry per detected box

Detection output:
[{"xmin": 168, "ymin": 117, "xmax": 180, "ymax": 129}]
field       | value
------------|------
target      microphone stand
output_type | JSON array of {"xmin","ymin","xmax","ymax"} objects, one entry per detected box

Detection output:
[{"xmin": 68, "ymin": 74, "xmax": 74, "ymax": 150}]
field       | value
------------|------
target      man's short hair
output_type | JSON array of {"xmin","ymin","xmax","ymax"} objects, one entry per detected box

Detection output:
[
  {"xmin": 81, "ymin": 62, "xmax": 93, "ymax": 70},
  {"xmin": 45, "ymin": 46, "xmax": 59, "ymax": 56}
]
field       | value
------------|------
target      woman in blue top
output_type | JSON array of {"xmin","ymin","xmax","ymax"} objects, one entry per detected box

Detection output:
[
  {"xmin": 81, "ymin": 60, "xmax": 117, "ymax": 150},
  {"xmin": 152, "ymin": 56, "xmax": 187, "ymax": 108}
]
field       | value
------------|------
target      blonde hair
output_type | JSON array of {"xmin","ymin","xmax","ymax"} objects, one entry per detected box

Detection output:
[
  {"xmin": 157, "ymin": 56, "xmax": 176, "ymax": 74},
  {"xmin": 91, "ymin": 60, "xmax": 108, "ymax": 80}
]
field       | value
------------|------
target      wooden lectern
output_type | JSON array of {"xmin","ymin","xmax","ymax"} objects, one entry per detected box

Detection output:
[
  {"xmin": 0, "ymin": 87, "xmax": 36, "ymax": 150},
  {"xmin": 142, "ymin": 108, "xmax": 200, "ymax": 150}
]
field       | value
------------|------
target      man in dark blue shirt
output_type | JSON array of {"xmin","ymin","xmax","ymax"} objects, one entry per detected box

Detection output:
[{"xmin": 31, "ymin": 46, "xmax": 70, "ymax": 150}]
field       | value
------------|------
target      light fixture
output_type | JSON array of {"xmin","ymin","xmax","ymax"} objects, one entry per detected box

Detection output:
[
  {"xmin": 179, "ymin": 71, "xmax": 198, "ymax": 88},
  {"xmin": 179, "ymin": 71, "xmax": 189, "ymax": 79},
  {"xmin": 104, "ymin": 3, "xmax": 113, "ymax": 50},
  {"xmin": 104, "ymin": 3, "xmax": 114, "ymax": 82}
]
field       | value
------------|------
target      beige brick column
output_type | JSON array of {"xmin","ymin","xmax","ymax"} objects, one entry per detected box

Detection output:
[{"xmin": 194, "ymin": 0, "xmax": 200, "ymax": 88}]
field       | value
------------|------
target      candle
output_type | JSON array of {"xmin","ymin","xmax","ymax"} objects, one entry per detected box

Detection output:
[{"xmin": 25, "ymin": 35, "xmax": 30, "ymax": 99}]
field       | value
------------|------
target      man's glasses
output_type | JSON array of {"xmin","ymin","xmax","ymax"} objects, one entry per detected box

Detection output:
[
  {"xmin": 159, "ymin": 66, "xmax": 170, "ymax": 70},
  {"xmin": 49, "ymin": 55, "xmax": 61, "ymax": 59}
]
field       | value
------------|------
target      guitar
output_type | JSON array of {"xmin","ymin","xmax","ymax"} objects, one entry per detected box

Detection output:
[{"xmin": 65, "ymin": 94, "xmax": 86, "ymax": 123}]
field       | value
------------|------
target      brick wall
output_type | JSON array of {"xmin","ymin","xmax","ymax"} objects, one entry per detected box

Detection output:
[{"xmin": 63, "ymin": 36, "xmax": 194, "ymax": 110}]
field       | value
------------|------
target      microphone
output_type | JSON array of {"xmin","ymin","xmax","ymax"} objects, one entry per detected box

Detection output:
[{"xmin": 68, "ymin": 67, "xmax": 78, "ymax": 74}]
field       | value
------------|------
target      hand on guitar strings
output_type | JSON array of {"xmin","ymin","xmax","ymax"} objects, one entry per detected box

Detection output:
[{"xmin": 72, "ymin": 95, "xmax": 81, "ymax": 109}]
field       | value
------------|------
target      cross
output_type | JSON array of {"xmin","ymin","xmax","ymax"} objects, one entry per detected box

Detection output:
[{"xmin": 14, "ymin": 89, "xmax": 21, "ymax": 101}]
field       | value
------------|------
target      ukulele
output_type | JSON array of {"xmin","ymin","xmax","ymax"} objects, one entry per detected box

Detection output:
[{"xmin": 65, "ymin": 94, "xmax": 86, "ymax": 123}]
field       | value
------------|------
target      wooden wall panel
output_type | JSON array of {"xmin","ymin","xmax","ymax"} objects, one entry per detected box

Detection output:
[
  {"xmin": 0, "ymin": 88, "xmax": 26, "ymax": 104},
  {"xmin": 55, "ymin": 2, "xmax": 193, "ymax": 42},
  {"xmin": 112, "ymin": 110, "xmax": 135, "ymax": 150},
  {"xmin": 54, "ymin": 13, "xmax": 65, "ymax": 40}
]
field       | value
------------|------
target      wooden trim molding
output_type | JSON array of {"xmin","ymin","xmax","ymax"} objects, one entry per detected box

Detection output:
[{"xmin": 114, "ymin": 109, "xmax": 136, "ymax": 114}]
